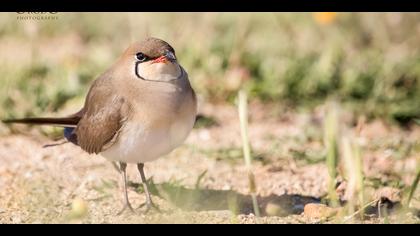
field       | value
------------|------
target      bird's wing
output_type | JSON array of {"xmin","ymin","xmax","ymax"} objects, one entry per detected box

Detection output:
[{"xmin": 75, "ymin": 75, "xmax": 131, "ymax": 154}]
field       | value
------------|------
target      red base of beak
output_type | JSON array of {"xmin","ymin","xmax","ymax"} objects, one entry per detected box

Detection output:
[{"xmin": 152, "ymin": 56, "xmax": 168, "ymax": 64}]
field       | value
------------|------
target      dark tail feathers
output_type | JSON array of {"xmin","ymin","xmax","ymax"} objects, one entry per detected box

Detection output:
[{"xmin": 3, "ymin": 117, "xmax": 79, "ymax": 127}]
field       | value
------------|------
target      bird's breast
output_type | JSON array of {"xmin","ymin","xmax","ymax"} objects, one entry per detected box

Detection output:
[{"xmin": 100, "ymin": 87, "xmax": 196, "ymax": 163}]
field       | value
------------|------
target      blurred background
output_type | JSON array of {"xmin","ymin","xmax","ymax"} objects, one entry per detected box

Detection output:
[
  {"xmin": 0, "ymin": 12, "xmax": 419, "ymax": 126},
  {"xmin": 0, "ymin": 12, "xmax": 419, "ymax": 223}
]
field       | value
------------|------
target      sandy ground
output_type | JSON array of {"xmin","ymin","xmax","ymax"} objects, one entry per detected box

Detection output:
[{"xmin": 0, "ymin": 103, "xmax": 419, "ymax": 224}]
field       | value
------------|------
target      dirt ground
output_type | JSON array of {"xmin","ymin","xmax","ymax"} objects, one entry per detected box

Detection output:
[{"xmin": 0, "ymin": 103, "xmax": 419, "ymax": 224}]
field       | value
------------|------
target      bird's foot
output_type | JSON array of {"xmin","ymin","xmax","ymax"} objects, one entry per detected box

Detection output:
[
  {"xmin": 117, "ymin": 202, "xmax": 136, "ymax": 215},
  {"xmin": 138, "ymin": 200, "xmax": 161, "ymax": 214}
]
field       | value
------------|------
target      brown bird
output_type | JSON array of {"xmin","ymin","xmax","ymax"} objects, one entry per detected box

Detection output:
[{"xmin": 3, "ymin": 37, "xmax": 197, "ymax": 214}]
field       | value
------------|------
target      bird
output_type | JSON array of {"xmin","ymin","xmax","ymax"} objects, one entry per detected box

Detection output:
[{"xmin": 3, "ymin": 37, "xmax": 197, "ymax": 214}]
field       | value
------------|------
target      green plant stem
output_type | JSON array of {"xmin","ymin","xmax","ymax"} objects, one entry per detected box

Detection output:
[
  {"xmin": 406, "ymin": 165, "xmax": 420, "ymax": 207},
  {"xmin": 238, "ymin": 89, "xmax": 261, "ymax": 217}
]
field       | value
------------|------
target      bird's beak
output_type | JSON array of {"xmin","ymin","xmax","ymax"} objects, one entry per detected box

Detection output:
[
  {"xmin": 164, "ymin": 50, "xmax": 177, "ymax": 63},
  {"xmin": 151, "ymin": 50, "xmax": 177, "ymax": 64}
]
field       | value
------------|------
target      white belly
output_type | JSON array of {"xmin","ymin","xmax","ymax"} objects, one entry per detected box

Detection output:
[{"xmin": 100, "ymin": 115, "xmax": 195, "ymax": 163}]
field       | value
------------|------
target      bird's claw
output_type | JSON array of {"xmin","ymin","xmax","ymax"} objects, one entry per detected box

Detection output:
[
  {"xmin": 138, "ymin": 201, "xmax": 161, "ymax": 214},
  {"xmin": 117, "ymin": 202, "xmax": 136, "ymax": 215}
]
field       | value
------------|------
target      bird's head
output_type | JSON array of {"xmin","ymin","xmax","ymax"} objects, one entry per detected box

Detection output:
[{"xmin": 121, "ymin": 37, "xmax": 182, "ymax": 82}]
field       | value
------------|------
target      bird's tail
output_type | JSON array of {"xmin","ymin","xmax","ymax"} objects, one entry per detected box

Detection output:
[
  {"xmin": 2, "ymin": 117, "xmax": 79, "ymax": 127},
  {"xmin": 3, "ymin": 112, "xmax": 82, "ymax": 147},
  {"xmin": 3, "ymin": 109, "xmax": 84, "ymax": 127}
]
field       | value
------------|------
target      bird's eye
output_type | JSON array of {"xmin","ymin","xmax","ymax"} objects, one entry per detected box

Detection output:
[{"xmin": 135, "ymin": 52, "xmax": 148, "ymax": 62}]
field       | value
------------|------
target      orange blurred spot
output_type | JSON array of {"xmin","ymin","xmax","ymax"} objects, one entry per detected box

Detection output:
[{"xmin": 313, "ymin": 12, "xmax": 338, "ymax": 25}]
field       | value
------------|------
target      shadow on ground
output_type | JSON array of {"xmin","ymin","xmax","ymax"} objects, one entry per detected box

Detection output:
[{"xmin": 128, "ymin": 180, "xmax": 320, "ymax": 217}]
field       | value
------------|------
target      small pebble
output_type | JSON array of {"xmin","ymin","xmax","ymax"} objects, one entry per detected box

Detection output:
[
  {"xmin": 304, "ymin": 203, "xmax": 338, "ymax": 219},
  {"xmin": 373, "ymin": 187, "xmax": 401, "ymax": 203},
  {"xmin": 69, "ymin": 198, "xmax": 88, "ymax": 218}
]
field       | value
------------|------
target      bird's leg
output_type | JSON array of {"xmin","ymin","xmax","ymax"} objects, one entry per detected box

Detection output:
[
  {"xmin": 117, "ymin": 162, "xmax": 135, "ymax": 215},
  {"xmin": 137, "ymin": 163, "xmax": 160, "ymax": 213},
  {"xmin": 111, "ymin": 161, "xmax": 121, "ymax": 173}
]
